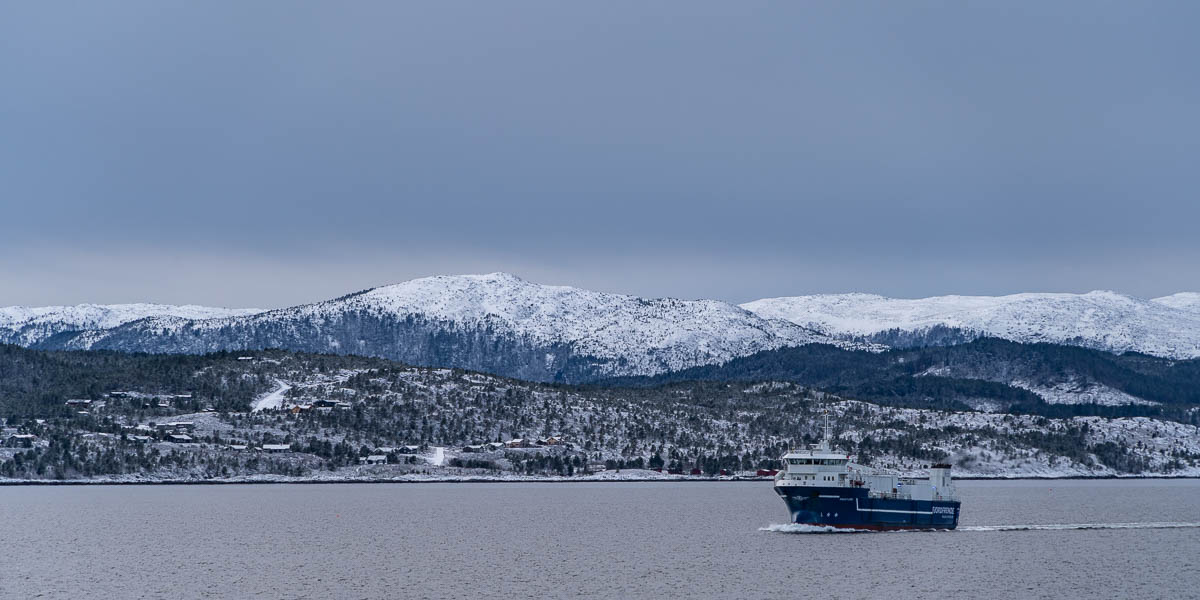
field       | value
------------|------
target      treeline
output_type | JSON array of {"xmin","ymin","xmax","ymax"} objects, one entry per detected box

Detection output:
[
  {"xmin": 606, "ymin": 338, "xmax": 1200, "ymax": 423},
  {"xmin": 0, "ymin": 344, "xmax": 399, "ymax": 419},
  {"xmin": 2, "ymin": 345, "xmax": 1198, "ymax": 479}
]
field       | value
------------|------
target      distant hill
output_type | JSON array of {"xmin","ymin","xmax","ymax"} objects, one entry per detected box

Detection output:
[
  {"xmin": 4, "ymin": 275, "xmax": 1198, "ymax": 389},
  {"xmin": 11, "ymin": 274, "xmax": 851, "ymax": 382},
  {"xmin": 0, "ymin": 304, "xmax": 263, "ymax": 347},
  {"xmin": 607, "ymin": 338, "xmax": 1200, "ymax": 419},
  {"xmin": 742, "ymin": 290, "xmax": 1200, "ymax": 358},
  {"xmin": 1, "ymin": 344, "xmax": 1197, "ymax": 481}
]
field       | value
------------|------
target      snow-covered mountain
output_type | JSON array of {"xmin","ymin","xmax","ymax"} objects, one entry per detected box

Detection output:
[
  {"xmin": 7, "ymin": 278, "xmax": 1198, "ymax": 389},
  {"xmin": 741, "ymin": 291, "xmax": 1200, "ymax": 359},
  {"xmin": 22, "ymin": 273, "xmax": 846, "ymax": 382},
  {"xmin": 1152, "ymin": 292, "xmax": 1200, "ymax": 313},
  {"xmin": 0, "ymin": 304, "xmax": 264, "ymax": 347}
]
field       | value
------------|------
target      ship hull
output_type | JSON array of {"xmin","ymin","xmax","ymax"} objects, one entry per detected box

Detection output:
[{"xmin": 775, "ymin": 485, "xmax": 960, "ymax": 530}]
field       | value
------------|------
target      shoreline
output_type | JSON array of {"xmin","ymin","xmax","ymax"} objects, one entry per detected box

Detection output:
[{"xmin": 3, "ymin": 474, "xmax": 1199, "ymax": 486}]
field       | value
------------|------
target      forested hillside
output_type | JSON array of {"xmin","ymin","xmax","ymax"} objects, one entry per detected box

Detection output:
[
  {"xmin": 1, "ymin": 345, "xmax": 1198, "ymax": 482},
  {"xmin": 610, "ymin": 339, "xmax": 1200, "ymax": 422}
]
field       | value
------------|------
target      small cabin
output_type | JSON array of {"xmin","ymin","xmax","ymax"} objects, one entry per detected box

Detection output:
[{"xmin": 5, "ymin": 434, "xmax": 36, "ymax": 447}]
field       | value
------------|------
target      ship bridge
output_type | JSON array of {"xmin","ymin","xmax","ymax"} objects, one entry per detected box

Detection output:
[
  {"xmin": 777, "ymin": 411, "xmax": 858, "ymax": 487},
  {"xmin": 774, "ymin": 410, "xmax": 958, "ymax": 502}
]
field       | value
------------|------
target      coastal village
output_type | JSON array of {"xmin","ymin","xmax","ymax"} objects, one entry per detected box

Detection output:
[
  {"xmin": 1, "ymin": 378, "xmax": 776, "ymax": 481},
  {"xmin": 1, "ymin": 352, "xmax": 1197, "ymax": 482}
]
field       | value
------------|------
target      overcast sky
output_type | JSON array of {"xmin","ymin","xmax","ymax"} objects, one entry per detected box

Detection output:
[{"xmin": 2, "ymin": 2, "xmax": 1198, "ymax": 308}]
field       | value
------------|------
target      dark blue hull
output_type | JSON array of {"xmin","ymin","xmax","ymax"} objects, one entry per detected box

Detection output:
[{"xmin": 775, "ymin": 485, "xmax": 960, "ymax": 530}]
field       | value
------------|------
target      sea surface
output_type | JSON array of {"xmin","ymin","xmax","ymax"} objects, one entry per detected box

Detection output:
[{"xmin": 2, "ymin": 479, "xmax": 1198, "ymax": 599}]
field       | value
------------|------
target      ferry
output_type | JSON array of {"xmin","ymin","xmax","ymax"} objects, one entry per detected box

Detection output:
[{"xmin": 774, "ymin": 411, "xmax": 960, "ymax": 530}]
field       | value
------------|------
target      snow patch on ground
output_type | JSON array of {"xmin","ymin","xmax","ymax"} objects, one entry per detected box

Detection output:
[
  {"xmin": 1010, "ymin": 379, "xmax": 1158, "ymax": 406},
  {"xmin": 251, "ymin": 380, "xmax": 292, "ymax": 412}
]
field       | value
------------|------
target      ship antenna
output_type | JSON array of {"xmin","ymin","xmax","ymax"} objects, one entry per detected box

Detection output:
[{"xmin": 821, "ymin": 406, "xmax": 833, "ymax": 448}]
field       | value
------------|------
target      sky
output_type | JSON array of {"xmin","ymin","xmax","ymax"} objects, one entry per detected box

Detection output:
[{"xmin": 2, "ymin": 2, "xmax": 1198, "ymax": 308}]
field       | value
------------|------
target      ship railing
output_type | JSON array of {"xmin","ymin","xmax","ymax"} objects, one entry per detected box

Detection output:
[{"xmin": 868, "ymin": 491, "xmax": 910, "ymax": 500}]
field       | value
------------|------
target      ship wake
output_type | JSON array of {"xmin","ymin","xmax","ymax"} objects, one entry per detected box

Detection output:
[
  {"xmin": 959, "ymin": 522, "xmax": 1200, "ymax": 532},
  {"xmin": 759, "ymin": 524, "xmax": 874, "ymax": 534},
  {"xmin": 761, "ymin": 522, "xmax": 1200, "ymax": 534}
]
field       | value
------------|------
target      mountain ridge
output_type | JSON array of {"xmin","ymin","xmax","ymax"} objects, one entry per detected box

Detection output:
[
  {"xmin": 15, "ymin": 273, "xmax": 851, "ymax": 382},
  {"xmin": 3, "ymin": 275, "xmax": 1198, "ymax": 385},
  {"xmin": 742, "ymin": 289, "xmax": 1200, "ymax": 359},
  {"xmin": 0, "ymin": 303, "xmax": 265, "ymax": 347}
]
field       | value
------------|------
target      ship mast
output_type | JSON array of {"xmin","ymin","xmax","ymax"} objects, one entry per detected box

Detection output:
[
  {"xmin": 825, "ymin": 408, "xmax": 833, "ymax": 443},
  {"xmin": 817, "ymin": 406, "xmax": 833, "ymax": 450}
]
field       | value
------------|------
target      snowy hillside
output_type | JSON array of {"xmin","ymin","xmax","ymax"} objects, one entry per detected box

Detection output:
[
  {"xmin": 0, "ymin": 303, "xmax": 264, "ymax": 346},
  {"xmin": 8, "ymin": 278, "xmax": 1199, "ymax": 389},
  {"xmin": 37, "ymin": 273, "xmax": 850, "ymax": 381},
  {"xmin": 2, "ymin": 347, "xmax": 1197, "ymax": 482},
  {"xmin": 1153, "ymin": 292, "xmax": 1200, "ymax": 313},
  {"xmin": 742, "ymin": 291, "xmax": 1200, "ymax": 359}
]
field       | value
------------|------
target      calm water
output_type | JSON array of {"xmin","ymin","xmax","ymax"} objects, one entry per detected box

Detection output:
[{"xmin": 2, "ymin": 480, "xmax": 1198, "ymax": 599}]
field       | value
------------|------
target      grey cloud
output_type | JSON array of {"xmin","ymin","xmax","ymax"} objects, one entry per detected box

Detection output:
[{"xmin": 2, "ymin": 2, "xmax": 1197, "ymax": 306}]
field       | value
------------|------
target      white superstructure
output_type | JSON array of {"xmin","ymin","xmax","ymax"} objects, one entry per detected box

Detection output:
[{"xmin": 774, "ymin": 411, "xmax": 958, "ymax": 503}]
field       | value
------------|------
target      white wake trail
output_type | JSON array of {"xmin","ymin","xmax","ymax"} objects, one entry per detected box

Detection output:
[
  {"xmin": 761, "ymin": 522, "xmax": 1200, "ymax": 534},
  {"xmin": 959, "ymin": 522, "xmax": 1200, "ymax": 532},
  {"xmin": 759, "ymin": 524, "xmax": 873, "ymax": 534}
]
